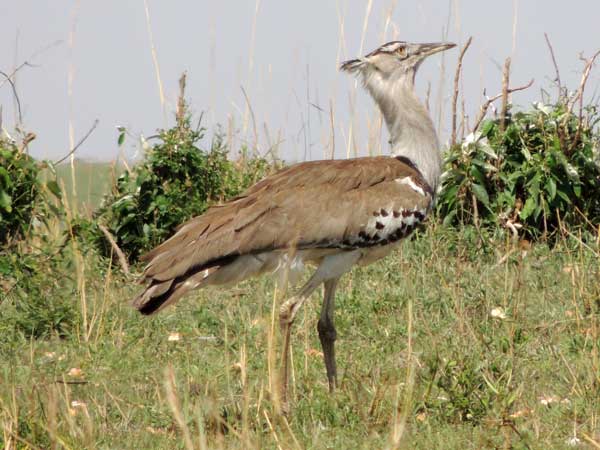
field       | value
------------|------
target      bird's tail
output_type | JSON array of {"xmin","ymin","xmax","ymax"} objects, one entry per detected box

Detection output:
[{"xmin": 132, "ymin": 267, "xmax": 219, "ymax": 315}]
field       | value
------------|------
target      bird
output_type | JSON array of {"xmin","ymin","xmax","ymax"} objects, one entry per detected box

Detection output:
[{"xmin": 132, "ymin": 40, "xmax": 456, "ymax": 410}]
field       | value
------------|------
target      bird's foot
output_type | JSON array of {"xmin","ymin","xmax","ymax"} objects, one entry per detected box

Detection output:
[{"xmin": 278, "ymin": 297, "xmax": 299, "ymax": 329}]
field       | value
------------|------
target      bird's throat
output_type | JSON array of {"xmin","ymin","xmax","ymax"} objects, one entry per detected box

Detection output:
[{"xmin": 383, "ymin": 83, "xmax": 442, "ymax": 194}]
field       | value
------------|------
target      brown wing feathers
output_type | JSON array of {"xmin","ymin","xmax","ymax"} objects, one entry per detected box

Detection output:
[{"xmin": 132, "ymin": 156, "xmax": 431, "ymax": 314}]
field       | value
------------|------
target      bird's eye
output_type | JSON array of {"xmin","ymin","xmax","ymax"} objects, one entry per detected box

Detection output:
[{"xmin": 396, "ymin": 46, "xmax": 408, "ymax": 58}]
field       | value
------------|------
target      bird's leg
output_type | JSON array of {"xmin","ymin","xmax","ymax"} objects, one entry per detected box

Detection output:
[
  {"xmin": 318, "ymin": 278, "xmax": 339, "ymax": 392},
  {"xmin": 277, "ymin": 251, "xmax": 362, "ymax": 414},
  {"xmin": 278, "ymin": 277, "xmax": 322, "ymax": 414}
]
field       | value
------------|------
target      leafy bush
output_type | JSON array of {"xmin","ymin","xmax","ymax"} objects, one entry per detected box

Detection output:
[
  {"xmin": 0, "ymin": 246, "xmax": 79, "ymax": 339},
  {"xmin": 1, "ymin": 138, "xmax": 39, "ymax": 244},
  {"xmin": 437, "ymin": 102, "xmax": 600, "ymax": 238},
  {"xmin": 0, "ymin": 135, "xmax": 62, "ymax": 246},
  {"xmin": 93, "ymin": 113, "xmax": 274, "ymax": 261},
  {"xmin": 0, "ymin": 134, "xmax": 69, "ymax": 339}
]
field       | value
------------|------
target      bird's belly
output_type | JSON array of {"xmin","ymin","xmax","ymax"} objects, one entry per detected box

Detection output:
[
  {"xmin": 357, "ymin": 241, "xmax": 401, "ymax": 266},
  {"xmin": 206, "ymin": 244, "xmax": 399, "ymax": 289}
]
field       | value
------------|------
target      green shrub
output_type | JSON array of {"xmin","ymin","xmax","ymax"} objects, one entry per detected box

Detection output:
[
  {"xmin": 0, "ymin": 134, "xmax": 69, "ymax": 340},
  {"xmin": 0, "ymin": 246, "xmax": 79, "ymax": 339},
  {"xmin": 437, "ymin": 102, "xmax": 600, "ymax": 238},
  {"xmin": 1, "ymin": 138, "xmax": 39, "ymax": 244},
  {"xmin": 93, "ymin": 113, "xmax": 274, "ymax": 261},
  {"xmin": 0, "ymin": 135, "xmax": 62, "ymax": 246}
]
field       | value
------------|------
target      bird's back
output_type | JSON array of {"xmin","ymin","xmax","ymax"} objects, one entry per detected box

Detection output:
[{"xmin": 133, "ymin": 155, "xmax": 433, "ymax": 314}]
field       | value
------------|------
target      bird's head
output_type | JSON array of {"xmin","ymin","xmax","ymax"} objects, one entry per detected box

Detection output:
[{"xmin": 340, "ymin": 41, "xmax": 455, "ymax": 83}]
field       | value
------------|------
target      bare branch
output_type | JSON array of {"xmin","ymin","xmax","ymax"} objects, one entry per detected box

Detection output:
[
  {"xmin": 0, "ymin": 39, "xmax": 62, "ymax": 91},
  {"xmin": 18, "ymin": 132, "xmax": 36, "ymax": 154},
  {"xmin": 567, "ymin": 50, "xmax": 600, "ymax": 115},
  {"xmin": 424, "ymin": 81, "xmax": 431, "ymax": 113},
  {"xmin": 472, "ymin": 79, "xmax": 534, "ymax": 133},
  {"xmin": 240, "ymin": 85, "xmax": 259, "ymax": 155},
  {"xmin": 329, "ymin": 99, "xmax": 335, "ymax": 159},
  {"xmin": 451, "ymin": 37, "xmax": 473, "ymax": 146},
  {"xmin": 543, "ymin": 33, "xmax": 563, "ymax": 98},
  {"xmin": 0, "ymin": 69, "xmax": 23, "ymax": 125},
  {"xmin": 176, "ymin": 72, "xmax": 187, "ymax": 132},
  {"xmin": 499, "ymin": 58, "xmax": 512, "ymax": 133},
  {"xmin": 53, "ymin": 119, "xmax": 99, "ymax": 165},
  {"xmin": 0, "ymin": 61, "xmax": 37, "ymax": 90},
  {"xmin": 98, "ymin": 224, "xmax": 130, "ymax": 276},
  {"xmin": 568, "ymin": 49, "xmax": 600, "ymax": 153}
]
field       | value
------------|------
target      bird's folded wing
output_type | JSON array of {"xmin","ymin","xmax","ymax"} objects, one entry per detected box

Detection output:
[{"xmin": 140, "ymin": 156, "xmax": 432, "ymax": 284}]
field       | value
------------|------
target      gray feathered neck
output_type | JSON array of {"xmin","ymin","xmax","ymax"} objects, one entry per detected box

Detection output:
[{"xmin": 361, "ymin": 68, "xmax": 442, "ymax": 194}]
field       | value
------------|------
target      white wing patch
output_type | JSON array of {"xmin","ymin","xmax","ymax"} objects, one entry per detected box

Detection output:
[
  {"xmin": 365, "ymin": 207, "xmax": 427, "ymax": 240},
  {"xmin": 396, "ymin": 176, "xmax": 426, "ymax": 196}
]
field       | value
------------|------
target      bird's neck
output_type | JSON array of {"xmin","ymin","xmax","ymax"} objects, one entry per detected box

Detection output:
[{"xmin": 367, "ymin": 74, "xmax": 442, "ymax": 193}]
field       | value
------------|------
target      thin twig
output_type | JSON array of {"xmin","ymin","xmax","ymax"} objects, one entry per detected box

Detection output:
[
  {"xmin": 241, "ymin": 85, "xmax": 259, "ymax": 155},
  {"xmin": 581, "ymin": 432, "xmax": 600, "ymax": 449},
  {"xmin": 18, "ymin": 132, "xmax": 36, "ymax": 154},
  {"xmin": 98, "ymin": 224, "xmax": 130, "ymax": 275},
  {"xmin": 0, "ymin": 39, "xmax": 63, "ymax": 91},
  {"xmin": 499, "ymin": 58, "xmax": 511, "ymax": 133},
  {"xmin": 543, "ymin": 33, "xmax": 562, "ymax": 98},
  {"xmin": 0, "ymin": 61, "xmax": 35, "ymax": 90},
  {"xmin": 164, "ymin": 366, "xmax": 195, "ymax": 450},
  {"xmin": 451, "ymin": 37, "xmax": 472, "ymax": 146},
  {"xmin": 176, "ymin": 72, "xmax": 187, "ymax": 132},
  {"xmin": 329, "ymin": 99, "xmax": 336, "ymax": 159},
  {"xmin": 53, "ymin": 119, "xmax": 99, "ymax": 165},
  {"xmin": 471, "ymin": 192, "xmax": 480, "ymax": 229},
  {"xmin": 143, "ymin": 0, "xmax": 166, "ymax": 124},
  {"xmin": 569, "ymin": 50, "xmax": 600, "ymax": 153},
  {"xmin": 263, "ymin": 410, "xmax": 284, "ymax": 450},
  {"xmin": 567, "ymin": 50, "xmax": 600, "ymax": 116},
  {"xmin": 560, "ymin": 223, "xmax": 600, "ymax": 258},
  {"xmin": 472, "ymin": 79, "xmax": 534, "ymax": 132},
  {"xmin": 460, "ymin": 97, "xmax": 468, "ymax": 138},
  {"xmin": 0, "ymin": 69, "xmax": 23, "ymax": 124}
]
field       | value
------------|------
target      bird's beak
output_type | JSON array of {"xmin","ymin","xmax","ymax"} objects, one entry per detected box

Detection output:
[{"xmin": 416, "ymin": 42, "xmax": 456, "ymax": 58}]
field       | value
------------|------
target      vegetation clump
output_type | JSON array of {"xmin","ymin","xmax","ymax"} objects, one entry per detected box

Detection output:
[
  {"xmin": 0, "ymin": 246, "xmax": 79, "ymax": 339},
  {"xmin": 437, "ymin": 102, "xmax": 600, "ymax": 238},
  {"xmin": 92, "ymin": 104, "xmax": 273, "ymax": 261},
  {"xmin": 0, "ymin": 133, "xmax": 60, "ymax": 245}
]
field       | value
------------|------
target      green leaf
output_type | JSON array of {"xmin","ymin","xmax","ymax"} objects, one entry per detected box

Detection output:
[
  {"xmin": 442, "ymin": 209, "xmax": 457, "ymax": 226},
  {"xmin": 471, "ymin": 183, "xmax": 490, "ymax": 208},
  {"xmin": 0, "ymin": 167, "xmax": 10, "ymax": 188},
  {"xmin": 0, "ymin": 190, "xmax": 12, "ymax": 212},
  {"xmin": 528, "ymin": 173, "xmax": 541, "ymax": 198},
  {"xmin": 480, "ymin": 120, "xmax": 495, "ymax": 137},
  {"xmin": 469, "ymin": 165, "xmax": 486, "ymax": 185},
  {"xmin": 118, "ymin": 132, "xmax": 126, "ymax": 146},
  {"xmin": 520, "ymin": 196, "xmax": 537, "ymax": 220},
  {"xmin": 556, "ymin": 189, "xmax": 571, "ymax": 204},
  {"xmin": 46, "ymin": 180, "xmax": 62, "ymax": 199},
  {"xmin": 545, "ymin": 177, "xmax": 557, "ymax": 200}
]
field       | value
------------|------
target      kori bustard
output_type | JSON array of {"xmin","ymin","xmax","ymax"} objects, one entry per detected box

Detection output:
[{"xmin": 133, "ymin": 40, "xmax": 455, "ymax": 409}]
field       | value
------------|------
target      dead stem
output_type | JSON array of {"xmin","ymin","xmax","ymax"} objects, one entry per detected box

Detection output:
[{"xmin": 451, "ymin": 37, "xmax": 473, "ymax": 146}]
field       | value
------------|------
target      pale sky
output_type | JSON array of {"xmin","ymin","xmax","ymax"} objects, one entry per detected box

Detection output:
[{"xmin": 1, "ymin": 1, "xmax": 599, "ymax": 163}]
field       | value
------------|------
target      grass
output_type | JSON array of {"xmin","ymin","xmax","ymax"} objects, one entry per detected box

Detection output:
[
  {"xmin": 1, "ymin": 224, "xmax": 599, "ymax": 449},
  {"xmin": 54, "ymin": 160, "xmax": 125, "ymax": 211}
]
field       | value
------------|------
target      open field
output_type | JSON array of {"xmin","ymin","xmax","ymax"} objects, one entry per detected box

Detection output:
[
  {"xmin": 1, "ymin": 223, "xmax": 599, "ymax": 449},
  {"xmin": 2, "ymin": 7, "xmax": 600, "ymax": 447},
  {"xmin": 54, "ymin": 161, "xmax": 125, "ymax": 212}
]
